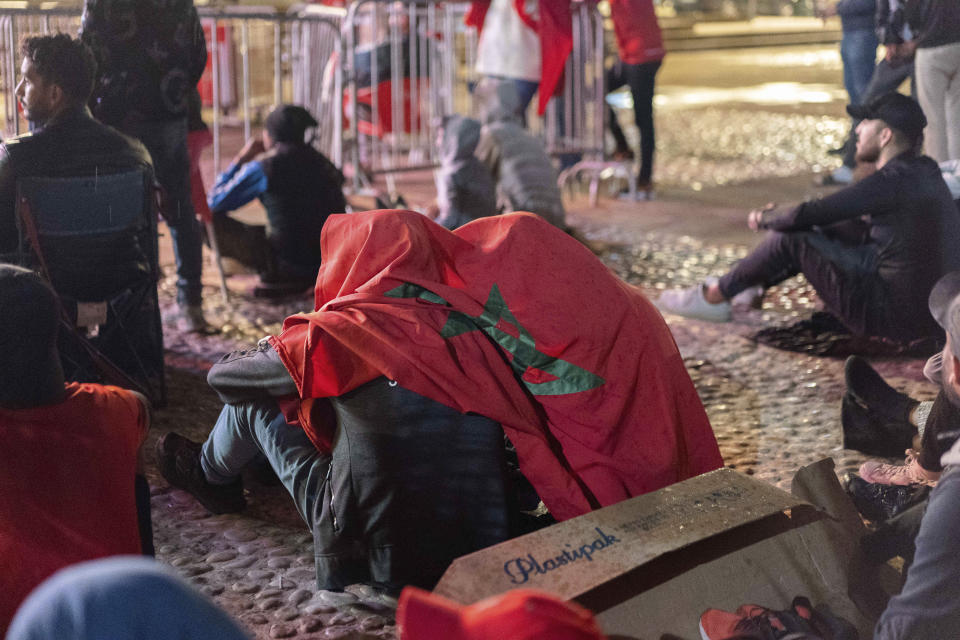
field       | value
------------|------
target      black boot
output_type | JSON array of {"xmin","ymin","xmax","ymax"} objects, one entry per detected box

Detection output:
[
  {"xmin": 845, "ymin": 356, "xmax": 919, "ymax": 425},
  {"xmin": 841, "ymin": 393, "xmax": 916, "ymax": 457}
]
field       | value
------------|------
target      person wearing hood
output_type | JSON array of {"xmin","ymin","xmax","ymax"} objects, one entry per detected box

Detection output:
[
  {"xmin": 473, "ymin": 79, "xmax": 566, "ymax": 230},
  {"xmin": 207, "ymin": 104, "xmax": 347, "ymax": 295},
  {"xmin": 429, "ymin": 115, "xmax": 497, "ymax": 230}
]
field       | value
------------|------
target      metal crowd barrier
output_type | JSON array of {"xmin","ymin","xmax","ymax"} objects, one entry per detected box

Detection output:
[
  {"xmin": 0, "ymin": 5, "xmax": 343, "ymax": 169},
  {"xmin": 340, "ymin": 0, "xmax": 606, "ymax": 193},
  {"xmin": 0, "ymin": 1, "xmax": 605, "ymax": 195}
]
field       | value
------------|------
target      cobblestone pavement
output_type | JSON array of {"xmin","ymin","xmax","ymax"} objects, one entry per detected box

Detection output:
[{"xmin": 141, "ymin": 44, "xmax": 934, "ymax": 639}]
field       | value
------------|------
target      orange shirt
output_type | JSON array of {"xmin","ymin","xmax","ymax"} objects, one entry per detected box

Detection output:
[{"xmin": 0, "ymin": 383, "xmax": 146, "ymax": 634}]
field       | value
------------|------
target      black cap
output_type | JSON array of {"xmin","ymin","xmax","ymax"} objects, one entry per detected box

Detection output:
[
  {"xmin": 929, "ymin": 271, "xmax": 960, "ymax": 357},
  {"xmin": 847, "ymin": 92, "xmax": 927, "ymax": 143},
  {"xmin": 265, "ymin": 104, "xmax": 318, "ymax": 144}
]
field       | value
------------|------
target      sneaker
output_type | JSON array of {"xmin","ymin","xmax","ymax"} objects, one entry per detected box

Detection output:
[
  {"xmin": 657, "ymin": 284, "xmax": 732, "ymax": 323},
  {"xmin": 731, "ymin": 285, "xmax": 765, "ymax": 309},
  {"xmin": 156, "ymin": 432, "xmax": 246, "ymax": 514},
  {"xmin": 859, "ymin": 450, "xmax": 940, "ymax": 487},
  {"xmin": 816, "ymin": 165, "xmax": 853, "ymax": 186},
  {"xmin": 699, "ymin": 603, "xmax": 818, "ymax": 639},
  {"xmin": 844, "ymin": 356, "xmax": 918, "ymax": 425}
]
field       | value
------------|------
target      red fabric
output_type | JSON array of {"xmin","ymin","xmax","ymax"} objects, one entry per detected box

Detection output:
[
  {"xmin": 343, "ymin": 78, "xmax": 424, "ymax": 138},
  {"xmin": 187, "ymin": 128, "xmax": 213, "ymax": 224},
  {"xmin": 609, "ymin": 0, "xmax": 665, "ymax": 64},
  {"xmin": 0, "ymin": 383, "xmax": 145, "ymax": 634},
  {"xmin": 465, "ymin": 0, "xmax": 573, "ymax": 115},
  {"xmin": 270, "ymin": 210, "xmax": 723, "ymax": 522}
]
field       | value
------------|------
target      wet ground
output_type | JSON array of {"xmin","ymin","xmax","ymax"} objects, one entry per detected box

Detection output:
[{"xmin": 143, "ymin": 44, "xmax": 932, "ymax": 639}]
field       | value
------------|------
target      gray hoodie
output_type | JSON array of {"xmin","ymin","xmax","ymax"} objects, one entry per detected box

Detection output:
[
  {"xmin": 474, "ymin": 79, "xmax": 566, "ymax": 229},
  {"xmin": 434, "ymin": 115, "xmax": 497, "ymax": 230}
]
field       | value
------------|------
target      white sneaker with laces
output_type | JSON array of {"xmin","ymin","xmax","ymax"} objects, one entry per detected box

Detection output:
[{"xmin": 656, "ymin": 284, "xmax": 732, "ymax": 322}]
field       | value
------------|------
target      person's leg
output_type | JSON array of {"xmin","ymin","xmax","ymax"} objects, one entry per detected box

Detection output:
[
  {"xmin": 917, "ymin": 390, "xmax": 960, "ymax": 472},
  {"xmin": 941, "ymin": 43, "xmax": 960, "ymax": 162},
  {"xmin": 606, "ymin": 62, "xmax": 630, "ymax": 155},
  {"xmin": 201, "ymin": 400, "xmax": 330, "ymax": 530},
  {"xmin": 624, "ymin": 59, "xmax": 662, "ymax": 185},
  {"xmin": 915, "ymin": 45, "xmax": 950, "ymax": 162},
  {"xmin": 6, "ymin": 557, "xmax": 249, "ymax": 640},
  {"xmin": 841, "ymin": 28, "xmax": 879, "ymax": 108},
  {"xmin": 511, "ymin": 78, "xmax": 540, "ymax": 117},
  {"xmin": 210, "ymin": 214, "xmax": 271, "ymax": 274}
]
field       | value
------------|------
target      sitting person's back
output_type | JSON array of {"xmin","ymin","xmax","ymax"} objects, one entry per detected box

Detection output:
[
  {"xmin": 433, "ymin": 115, "xmax": 497, "ymax": 230},
  {"xmin": 209, "ymin": 104, "xmax": 346, "ymax": 291},
  {"xmin": 474, "ymin": 79, "xmax": 566, "ymax": 230},
  {"xmin": 0, "ymin": 264, "xmax": 148, "ymax": 635}
]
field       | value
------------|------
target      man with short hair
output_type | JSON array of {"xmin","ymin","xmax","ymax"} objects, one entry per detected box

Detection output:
[
  {"xmin": 0, "ymin": 34, "xmax": 152, "ymax": 258},
  {"xmin": 658, "ymin": 92, "xmax": 960, "ymax": 343},
  {"xmin": 0, "ymin": 264, "xmax": 149, "ymax": 635}
]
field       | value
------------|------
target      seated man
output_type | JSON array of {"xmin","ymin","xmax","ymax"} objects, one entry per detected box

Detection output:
[
  {"xmin": 0, "ymin": 34, "xmax": 153, "ymax": 270},
  {"xmin": 207, "ymin": 104, "xmax": 347, "ymax": 293},
  {"xmin": 658, "ymin": 93, "xmax": 960, "ymax": 343},
  {"xmin": 473, "ymin": 79, "xmax": 567, "ymax": 230},
  {"xmin": 428, "ymin": 114, "xmax": 497, "ymax": 230},
  {"xmin": 157, "ymin": 210, "xmax": 723, "ymax": 593},
  {"xmin": 0, "ymin": 264, "xmax": 149, "ymax": 635}
]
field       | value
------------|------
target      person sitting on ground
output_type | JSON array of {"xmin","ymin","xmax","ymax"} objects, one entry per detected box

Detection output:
[
  {"xmin": 658, "ymin": 92, "xmax": 960, "ymax": 343},
  {"xmin": 0, "ymin": 264, "xmax": 150, "ymax": 635},
  {"xmin": 473, "ymin": 79, "xmax": 567, "ymax": 230},
  {"xmin": 869, "ymin": 271, "xmax": 960, "ymax": 639},
  {"xmin": 426, "ymin": 114, "xmax": 497, "ymax": 230},
  {"xmin": 207, "ymin": 104, "xmax": 346, "ymax": 294},
  {"xmin": 156, "ymin": 209, "xmax": 723, "ymax": 593}
]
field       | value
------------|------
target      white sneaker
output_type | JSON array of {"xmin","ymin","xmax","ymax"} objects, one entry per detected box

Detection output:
[
  {"xmin": 656, "ymin": 284, "xmax": 732, "ymax": 322},
  {"xmin": 731, "ymin": 285, "xmax": 764, "ymax": 309}
]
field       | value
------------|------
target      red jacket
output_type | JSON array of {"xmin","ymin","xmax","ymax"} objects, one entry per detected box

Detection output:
[
  {"xmin": 270, "ymin": 211, "xmax": 722, "ymax": 522},
  {"xmin": 465, "ymin": 0, "xmax": 573, "ymax": 115},
  {"xmin": 609, "ymin": 0, "xmax": 665, "ymax": 64}
]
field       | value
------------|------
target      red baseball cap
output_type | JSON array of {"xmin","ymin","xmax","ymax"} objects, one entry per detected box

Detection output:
[{"xmin": 397, "ymin": 587, "xmax": 607, "ymax": 640}]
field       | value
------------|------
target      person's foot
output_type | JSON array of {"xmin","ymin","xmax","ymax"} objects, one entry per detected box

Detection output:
[
  {"xmin": 845, "ymin": 356, "xmax": 919, "ymax": 425},
  {"xmin": 731, "ymin": 285, "xmax": 765, "ymax": 309},
  {"xmin": 156, "ymin": 432, "xmax": 246, "ymax": 514},
  {"xmin": 177, "ymin": 303, "xmax": 217, "ymax": 334},
  {"xmin": 841, "ymin": 393, "xmax": 917, "ymax": 458},
  {"xmin": 611, "ymin": 148, "xmax": 635, "ymax": 162},
  {"xmin": 859, "ymin": 450, "xmax": 940, "ymax": 487},
  {"xmin": 816, "ymin": 165, "xmax": 853, "ymax": 186},
  {"xmin": 656, "ymin": 284, "xmax": 732, "ymax": 322}
]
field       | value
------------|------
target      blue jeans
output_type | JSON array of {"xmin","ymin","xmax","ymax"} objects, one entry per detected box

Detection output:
[
  {"xmin": 841, "ymin": 28, "xmax": 879, "ymax": 107},
  {"xmin": 6, "ymin": 557, "xmax": 249, "ymax": 640},
  {"xmin": 200, "ymin": 400, "xmax": 330, "ymax": 530},
  {"xmin": 122, "ymin": 118, "xmax": 203, "ymax": 306}
]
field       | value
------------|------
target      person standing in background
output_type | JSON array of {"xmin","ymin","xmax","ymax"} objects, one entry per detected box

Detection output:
[
  {"xmin": 606, "ymin": 0, "xmax": 665, "ymax": 200},
  {"xmin": 80, "ymin": 0, "xmax": 211, "ymax": 333},
  {"xmin": 904, "ymin": 0, "xmax": 960, "ymax": 163}
]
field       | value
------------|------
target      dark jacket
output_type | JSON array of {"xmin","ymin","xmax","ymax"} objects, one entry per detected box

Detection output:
[
  {"xmin": 837, "ymin": 0, "xmax": 878, "ymax": 32},
  {"xmin": 80, "ymin": 0, "xmax": 207, "ymax": 126},
  {"xmin": 759, "ymin": 152, "xmax": 960, "ymax": 339},
  {"xmin": 904, "ymin": 0, "xmax": 960, "ymax": 49},
  {"xmin": 258, "ymin": 143, "xmax": 347, "ymax": 271},
  {"xmin": 876, "ymin": 0, "xmax": 908, "ymax": 45},
  {"xmin": 0, "ymin": 105, "xmax": 153, "ymax": 256}
]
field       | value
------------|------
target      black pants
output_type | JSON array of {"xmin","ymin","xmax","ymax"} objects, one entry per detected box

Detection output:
[
  {"xmin": 607, "ymin": 59, "xmax": 661, "ymax": 184},
  {"xmin": 718, "ymin": 227, "xmax": 882, "ymax": 337},
  {"xmin": 211, "ymin": 213, "xmax": 271, "ymax": 275}
]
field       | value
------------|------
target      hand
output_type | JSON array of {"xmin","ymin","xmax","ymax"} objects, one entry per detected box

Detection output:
[
  {"xmin": 234, "ymin": 135, "xmax": 266, "ymax": 165},
  {"xmin": 748, "ymin": 202, "xmax": 776, "ymax": 232}
]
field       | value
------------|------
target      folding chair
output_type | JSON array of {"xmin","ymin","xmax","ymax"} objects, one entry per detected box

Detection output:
[{"xmin": 14, "ymin": 168, "xmax": 166, "ymax": 406}]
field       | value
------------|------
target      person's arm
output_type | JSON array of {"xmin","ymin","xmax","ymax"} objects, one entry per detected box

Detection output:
[
  {"xmin": 207, "ymin": 339, "xmax": 298, "ymax": 405},
  {"xmin": 0, "ymin": 145, "xmax": 18, "ymax": 254},
  {"xmin": 757, "ymin": 167, "xmax": 900, "ymax": 232},
  {"xmin": 187, "ymin": 5, "xmax": 207, "ymax": 85},
  {"xmin": 474, "ymin": 129, "xmax": 502, "ymax": 183},
  {"xmin": 874, "ymin": 466, "xmax": 960, "ymax": 639},
  {"xmin": 207, "ymin": 159, "xmax": 268, "ymax": 214}
]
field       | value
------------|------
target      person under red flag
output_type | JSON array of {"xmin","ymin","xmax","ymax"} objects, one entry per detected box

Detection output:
[{"xmin": 157, "ymin": 210, "xmax": 723, "ymax": 592}]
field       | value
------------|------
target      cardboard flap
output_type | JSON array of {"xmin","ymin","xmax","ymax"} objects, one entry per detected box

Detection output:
[{"xmin": 434, "ymin": 468, "xmax": 812, "ymax": 604}]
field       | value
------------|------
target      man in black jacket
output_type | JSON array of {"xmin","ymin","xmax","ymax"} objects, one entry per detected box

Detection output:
[
  {"xmin": 658, "ymin": 92, "xmax": 960, "ymax": 342},
  {"xmin": 0, "ymin": 34, "xmax": 152, "ymax": 259}
]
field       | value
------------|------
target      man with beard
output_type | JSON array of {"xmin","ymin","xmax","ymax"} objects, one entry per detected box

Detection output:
[{"xmin": 658, "ymin": 92, "xmax": 960, "ymax": 343}]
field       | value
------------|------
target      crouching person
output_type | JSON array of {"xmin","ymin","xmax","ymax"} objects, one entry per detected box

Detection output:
[
  {"xmin": 0, "ymin": 265, "xmax": 149, "ymax": 635},
  {"xmin": 157, "ymin": 210, "xmax": 723, "ymax": 593}
]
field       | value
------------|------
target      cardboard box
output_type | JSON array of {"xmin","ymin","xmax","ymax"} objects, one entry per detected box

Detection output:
[{"xmin": 434, "ymin": 464, "xmax": 881, "ymax": 639}]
